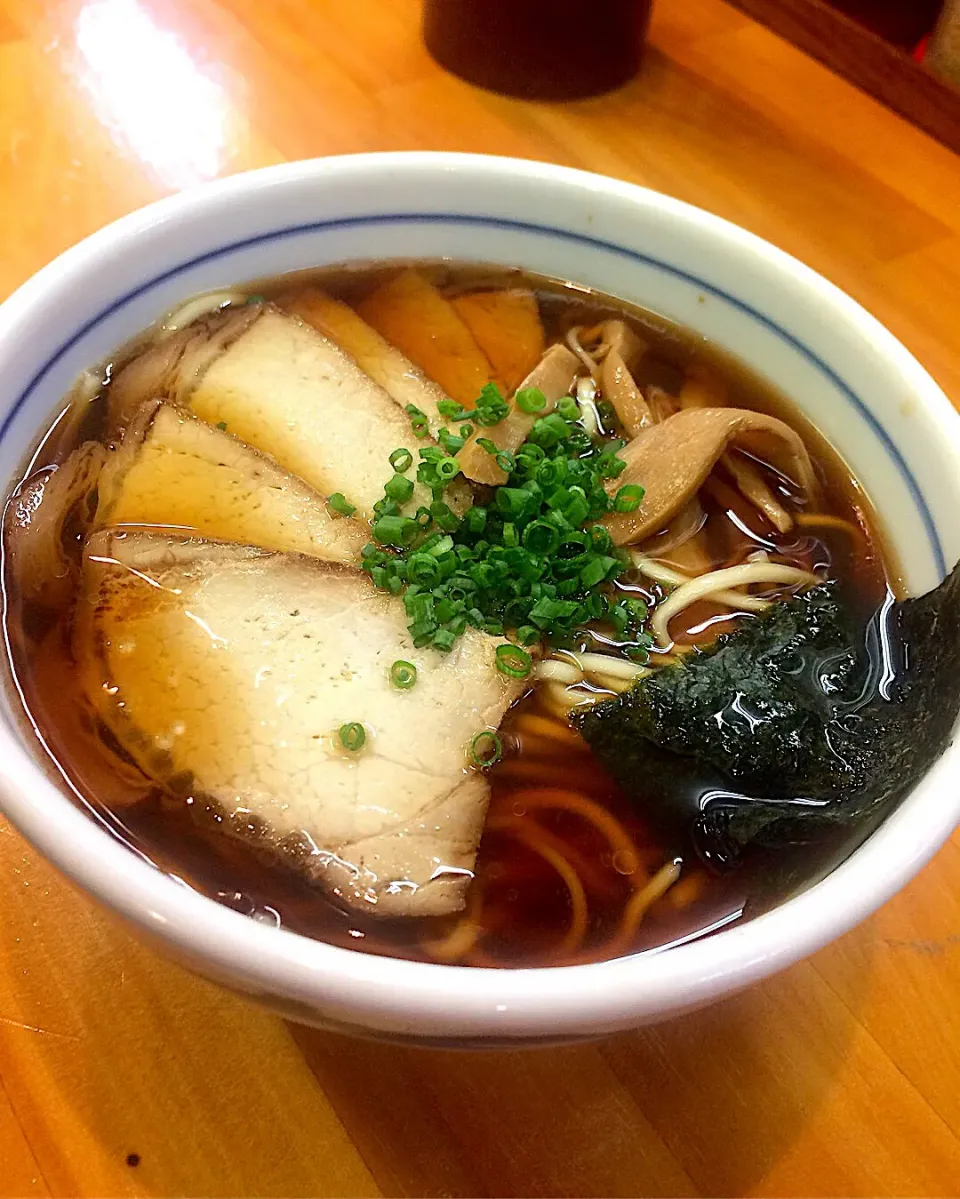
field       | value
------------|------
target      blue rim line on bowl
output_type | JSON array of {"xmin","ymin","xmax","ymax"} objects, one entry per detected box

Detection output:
[{"xmin": 0, "ymin": 212, "xmax": 945, "ymax": 577}]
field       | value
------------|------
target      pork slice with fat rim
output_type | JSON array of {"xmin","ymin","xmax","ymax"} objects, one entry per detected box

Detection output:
[{"xmin": 76, "ymin": 531, "xmax": 528, "ymax": 916}]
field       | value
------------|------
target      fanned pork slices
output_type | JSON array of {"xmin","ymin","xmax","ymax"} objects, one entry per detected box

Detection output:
[
  {"xmin": 356, "ymin": 268, "xmax": 498, "ymax": 407},
  {"xmin": 76, "ymin": 531, "xmax": 529, "ymax": 917},
  {"xmin": 276, "ymin": 288, "xmax": 453, "ymax": 440},
  {"xmin": 96, "ymin": 401, "xmax": 367, "ymax": 563},
  {"xmin": 108, "ymin": 305, "xmax": 470, "ymax": 520}
]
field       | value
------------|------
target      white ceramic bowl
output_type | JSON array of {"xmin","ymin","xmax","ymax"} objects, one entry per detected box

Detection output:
[{"xmin": 2, "ymin": 153, "xmax": 959, "ymax": 1044}]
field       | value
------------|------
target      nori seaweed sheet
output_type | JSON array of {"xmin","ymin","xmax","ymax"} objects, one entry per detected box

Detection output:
[{"xmin": 574, "ymin": 562, "xmax": 960, "ymax": 869}]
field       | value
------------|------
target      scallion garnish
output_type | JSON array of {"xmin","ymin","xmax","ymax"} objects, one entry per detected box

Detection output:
[
  {"xmin": 435, "ymin": 456, "xmax": 461, "ymax": 483},
  {"xmin": 470, "ymin": 730, "xmax": 503, "ymax": 767},
  {"xmin": 438, "ymin": 429, "xmax": 465, "ymax": 455},
  {"xmin": 405, "ymin": 403, "xmax": 429, "ymax": 438},
  {"xmin": 390, "ymin": 660, "xmax": 418, "ymax": 689},
  {"xmin": 358, "ymin": 377, "xmax": 650, "ymax": 658},
  {"xmin": 614, "ymin": 483, "xmax": 645, "ymax": 512},
  {"xmin": 474, "ymin": 383, "xmax": 510, "ymax": 426},
  {"xmin": 407, "ymin": 553, "xmax": 441, "ymax": 586},
  {"xmin": 437, "ymin": 399, "xmax": 469, "ymax": 420},
  {"xmin": 556, "ymin": 395, "xmax": 581, "ymax": 422},
  {"xmin": 338, "ymin": 722, "xmax": 366, "ymax": 751},
  {"xmin": 515, "ymin": 387, "xmax": 547, "ymax": 414},
  {"xmin": 373, "ymin": 515, "xmax": 418, "ymax": 547},
  {"xmin": 495, "ymin": 643, "xmax": 532, "ymax": 679},
  {"xmin": 384, "ymin": 474, "xmax": 414, "ymax": 504},
  {"xmin": 328, "ymin": 492, "xmax": 356, "ymax": 518}
]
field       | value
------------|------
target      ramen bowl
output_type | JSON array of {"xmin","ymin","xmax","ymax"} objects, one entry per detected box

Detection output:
[{"xmin": 1, "ymin": 153, "xmax": 958, "ymax": 1044}]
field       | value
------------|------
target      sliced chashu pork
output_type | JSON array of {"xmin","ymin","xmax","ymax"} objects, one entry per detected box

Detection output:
[
  {"xmin": 356, "ymin": 269, "xmax": 499, "ymax": 407},
  {"xmin": 450, "ymin": 289, "xmax": 545, "ymax": 392},
  {"xmin": 4, "ymin": 443, "xmax": 106, "ymax": 611},
  {"xmin": 108, "ymin": 305, "xmax": 470, "ymax": 520},
  {"xmin": 96, "ymin": 401, "xmax": 367, "ymax": 563},
  {"xmin": 77, "ymin": 531, "xmax": 527, "ymax": 916},
  {"xmin": 276, "ymin": 288, "xmax": 453, "ymax": 440}
]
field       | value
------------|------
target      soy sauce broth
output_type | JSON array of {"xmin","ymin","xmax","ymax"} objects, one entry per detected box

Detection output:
[{"xmin": 1, "ymin": 262, "xmax": 895, "ymax": 967}]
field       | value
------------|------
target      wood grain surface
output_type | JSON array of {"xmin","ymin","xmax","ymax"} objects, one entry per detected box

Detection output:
[
  {"xmin": 1, "ymin": 1, "xmax": 959, "ymax": 1195},
  {"xmin": 724, "ymin": 0, "xmax": 960, "ymax": 155}
]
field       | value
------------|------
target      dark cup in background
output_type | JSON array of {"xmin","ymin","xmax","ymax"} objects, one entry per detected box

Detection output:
[{"xmin": 423, "ymin": 0, "xmax": 653, "ymax": 101}]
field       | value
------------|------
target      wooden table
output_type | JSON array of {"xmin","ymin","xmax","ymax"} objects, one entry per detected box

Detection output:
[{"xmin": 1, "ymin": 1, "xmax": 959, "ymax": 1195}]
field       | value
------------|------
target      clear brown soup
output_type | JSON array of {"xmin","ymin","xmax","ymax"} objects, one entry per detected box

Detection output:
[{"xmin": 1, "ymin": 263, "xmax": 892, "ymax": 967}]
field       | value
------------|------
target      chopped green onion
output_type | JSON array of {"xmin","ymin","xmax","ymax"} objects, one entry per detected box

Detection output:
[
  {"xmin": 515, "ymin": 387, "xmax": 547, "ymax": 414},
  {"xmin": 216, "ymin": 421, "xmax": 228, "ymax": 431},
  {"xmin": 536, "ymin": 459, "xmax": 564, "ymax": 488},
  {"xmin": 529, "ymin": 596, "xmax": 579, "ymax": 627},
  {"xmin": 478, "ymin": 382, "xmax": 503, "ymax": 404},
  {"xmin": 407, "ymin": 553, "xmax": 441, "ymax": 586},
  {"xmin": 338, "ymin": 722, "xmax": 366, "ymax": 751},
  {"xmin": 495, "ymin": 488, "xmax": 530, "ymax": 519},
  {"xmin": 328, "ymin": 492, "xmax": 356, "ymax": 518},
  {"xmin": 437, "ymin": 399, "xmax": 469, "ymax": 420},
  {"xmin": 529, "ymin": 413, "xmax": 572, "ymax": 446},
  {"xmin": 470, "ymin": 730, "xmax": 503, "ymax": 767},
  {"xmin": 362, "ymin": 413, "xmax": 649, "ymax": 659},
  {"xmin": 522, "ymin": 520, "xmax": 561, "ymax": 554},
  {"xmin": 597, "ymin": 451, "xmax": 627, "ymax": 479},
  {"xmin": 373, "ymin": 515, "xmax": 418, "ymax": 547},
  {"xmin": 405, "ymin": 403, "xmax": 429, "ymax": 438},
  {"xmin": 580, "ymin": 556, "xmax": 618, "ymax": 587},
  {"xmin": 474, "ymin": 394, "xmax": 510, "ymax": 426},
  {"xmin": 435, "ymin": 456, "xmax": 461, "ymax": 482},
  {"xmin": 495, "ymin": 643, "xmax": 532, "ymax": 679},
  {"xmin": 425, "ymin": 533, "xmax": 454, "ymax": 557},
  {"xmin": 517, "ymin": 443, "xmax": 546, "ymax": 468},
  {"xmin": 438, "ymin": 429, "xmax": 465, "ymax": 455},
  {"xmin": 432, "ymin": 628, "xmax": 457, "ymax": 652},
  {"xmin": 390, "ymin": 660, "xmax": 418, "ymax": 689},
  {"xmin": 384, "ymin": 474, "xmax": 414, "ymax": 504},
  {"xmin": 556, "ymin": 395, "xmax": 580, "ymax": 422},
  {"xmin": 462, "ymin": 506, "xmax": 487, "ymax": 535},
  {"xmin": 475, "ymin": 382, "xmax": 509, "ymax": 420},
  {"xmin": 587, "ymin": 524, "xmax": 613, "ymax": 553},
  {"xmin": 625, "ymin": 597, "xmax": 649, "ymax": 624},
  {"xmin": 614, "ymin": 484, "xmax": 645, "ymax": 512},
  {"xmin": 430, "ymin": 501, "xmax": 460, "ymax": 532}
]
